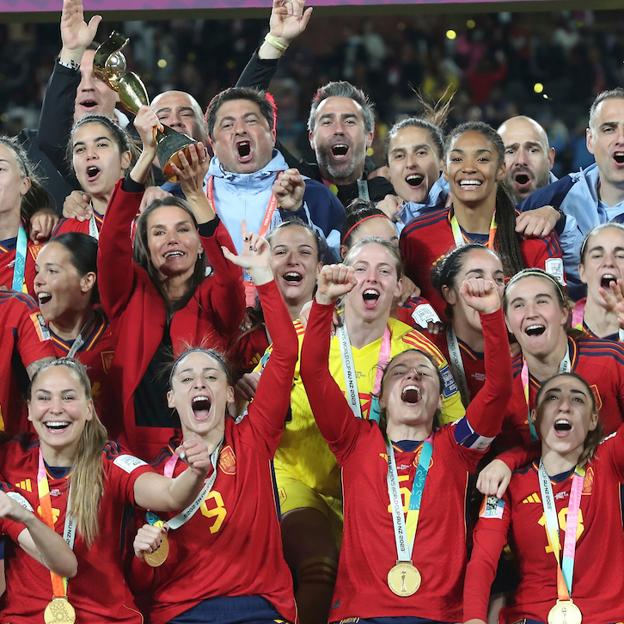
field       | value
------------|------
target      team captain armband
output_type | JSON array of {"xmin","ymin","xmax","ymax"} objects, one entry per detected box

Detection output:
[
  {"xmin": 452, "ymin": 417, "xmax": 494, "ymax": 451},
  {"xmin": 113, "ymin": 454, "xmax": 148, "ymax": 474},
  {"xmin": 479, "ymin": 495, "xmax": 505, "ymax": 519}
]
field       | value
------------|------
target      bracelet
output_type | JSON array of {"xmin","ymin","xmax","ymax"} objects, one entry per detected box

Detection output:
[
  {"xmin": 264, "ymin": 33, "xmax": 289, "ymax": 53},
  {"xmin": 58, "ymin": 56, "xmax": 81, "ymax": 71}
]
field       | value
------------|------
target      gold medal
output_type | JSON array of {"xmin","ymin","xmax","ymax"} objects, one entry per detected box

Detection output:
[
  {"xmin": 547, "ymin": 599, "xmax": 583, "ymax": 624},
  {"xmin": 44, "ymin": 597, "xmax": 76, "ymax": 624},
  {"xmin": 387, "ymin": 561, "xmax": 421, "ymax": 597},
  {"xmin": 143, "ymin": 532, "xmax": 169, "ymax": 567}
]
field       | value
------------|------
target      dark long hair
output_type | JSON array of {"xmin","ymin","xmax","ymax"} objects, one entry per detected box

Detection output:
[
  {"xmin": 446, "ymin": 121, "xmax": 525, "ymax": 277},
  {"xmin": 133, "ymin": 197, "xmax": 206, "ymax": 310},
  {"xmin": 49, "ymin": 232, "xmax": 100, "ymax": 303}
]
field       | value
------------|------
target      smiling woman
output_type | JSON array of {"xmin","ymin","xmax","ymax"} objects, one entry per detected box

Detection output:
[
  {"xmin": 96, "ymin": 105, "xmax": 245, "ymax": 460},
  {"xmin": 0, "ymin": 357, "xmax": 219, "ymax": 623},
  {"xmin": 498, "ymin": 268, "xmax": 624, "ymax": 451},
  {"xmin": 400, "ymin": 121, "xmax": 564, "ymax": 319},
  {"xmin": 34, "ymin": 232, "xmax": 117, "ymax": 425}
]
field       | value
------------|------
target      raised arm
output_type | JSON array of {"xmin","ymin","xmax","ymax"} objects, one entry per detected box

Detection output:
[
  {"xmin": 300, "ymin": 264, "xmax": 366, "ymax": 462},
  {"xmin": 97, "ymin": 106, "xmax": 158, "ymax": 319},
  {"xmin": 237, "ymin": 0, "xmax": 312, "ymax": 88},
  {"xmin": 38, "ymin": 0, "xmax": 103, "ymax": 181},
  {"xmin": 459, "ymin": 278, "xmax": 513, "ymax": 439},
  {"xmin": 222, "ymin": 229, "xmax": 298, "ymax": 453}
]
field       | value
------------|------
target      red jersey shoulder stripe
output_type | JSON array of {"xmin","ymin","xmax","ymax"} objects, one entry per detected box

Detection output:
[{"xmin": 401, "ymin": 208, "xmax": 450, "ymax": 238}]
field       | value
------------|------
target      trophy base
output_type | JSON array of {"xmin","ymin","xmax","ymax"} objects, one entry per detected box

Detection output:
[{"xmin": 157, "ymin": 128, "xmax": 197, "ymax": 182}]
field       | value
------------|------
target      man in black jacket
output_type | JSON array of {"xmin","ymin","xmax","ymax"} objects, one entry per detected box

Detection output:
[{"xmin": 236, "ymin": 0, "xmax": 394, "ymax": 208}]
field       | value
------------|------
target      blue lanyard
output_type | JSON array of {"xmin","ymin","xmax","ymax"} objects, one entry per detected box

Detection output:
[{"xmin": 12, "ymin": 226, "xmax": 27, "ymax": 292}]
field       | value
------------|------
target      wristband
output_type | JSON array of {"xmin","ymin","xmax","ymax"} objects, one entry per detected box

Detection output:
[
  {"xmin": 264, "ymin": 34, "xmax": 289, "ymax": 53},
  {"xmin": 58, "ymin": 56, "xmax": 81, "ymax": 71}
]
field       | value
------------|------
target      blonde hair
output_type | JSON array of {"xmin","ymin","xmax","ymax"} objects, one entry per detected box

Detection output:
[{"xmin": 29, "ymin": 359, "xmax": 107, "ymax": 546}]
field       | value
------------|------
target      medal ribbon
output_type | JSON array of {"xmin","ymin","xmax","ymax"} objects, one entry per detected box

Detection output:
[
  {"xmin": 88, "ymin": 215, "xmax": 100, "ymax": 241},
  {"xmin": 152, "ymin": 441, "xmax": 222, "ymax": 531},
  {"xmin": 450, "ymin": 211, "xmax": 497, "ymax": 249},
  {"xmin": 207, "ymin": 175, "xmax": 278, "ymax": 307},
  {"xmin": 356, "ymin": 179, "xmax": 370, "ymax": 201},
  {"xmin": 522, "ymin": 347, "xmax": 571, "ymax": 440},
  {"xmin": 206, "ymin": 176, "xmax": 278, "ymax": 239},
  {"xmin": 537, "ymin": 461, "xmax": 585, "ymax": 599},
  {"xmin": 337, "ymin": 321, "xmax": 391, "ymax": 419},
  {"xmin": 446, "ymin": 328, "xmax": 470, "ymax": 406},
  {"xmin": 12, "ymin": 225, "xmax": 28, "ymax": 292},
  {"xmin": 386, "ymin": 438, "xmax": 433, "ymax": 561},
  {"xmin": 37, "ymin": 450, "xmax": 76, "ymax": 599}
]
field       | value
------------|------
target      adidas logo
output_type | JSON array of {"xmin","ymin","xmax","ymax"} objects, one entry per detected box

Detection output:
[
  {"xmin": 16, "ymin": 479, "xmax": 32, "ymax": 492},
  {"xmin": 522, "ymin": 493, "xmax": 541, "ymax": 504}
]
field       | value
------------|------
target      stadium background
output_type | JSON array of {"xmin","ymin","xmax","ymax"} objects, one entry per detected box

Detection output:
[{"xmin": 0, "ymin": 3, "xmax": 622, "ymax": 175}]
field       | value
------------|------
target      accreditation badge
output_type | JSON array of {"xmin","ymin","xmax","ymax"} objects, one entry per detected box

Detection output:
[
  {"xmin": 387, "ymin": 561, "xmax": 421, "ymax": 597},
  {"xmin": 44, "ymin": 597, "xmax": 76, "ymax": 624},
  {"xmin": 547, "ymin": 599, "xmax": 583, "ymax": 624}
]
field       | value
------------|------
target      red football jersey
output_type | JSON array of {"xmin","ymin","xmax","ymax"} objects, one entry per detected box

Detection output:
[
  {"xmin": 429, "ymin": 330, "xmax": 486, "ymax": 403},
  {"xmin": 0, "ymin": 290, "xmax": 55, "ymax": 434},
  {"xmin": 400, "ymin": 207, "xmax": 563, "ymax": 318},
  {"xmin": 0, "ymin": 236, "xmax": 41, "ymax": 296},
  {"xmin": 0, "ymin": 437, "xmax": 152, "ymax": 623},
  {"xmin": 46, "ymin": 311, "xmax": 118, "ymax": 428},
  {"xmin": 131, "ymin": 280, "xmax": 297, "ymax": 624},
  {"xmin": 300, "ymin": 301, "xmax": 512, "ymax": 621},
  {"xmin": 53, "ymin": 213, "xmax": 104, "ymax": 238},
  {"xmin": 464, "ymin": 425, "xmax": 624, "ymax": 622},
  {"xmin": 501, "ymin": 335, "xmax": 624, "ymax": 450}
]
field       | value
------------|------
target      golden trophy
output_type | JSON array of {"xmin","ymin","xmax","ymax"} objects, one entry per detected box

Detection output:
[{"xmin": 94, "ymin": 31, "xmax": 196, "ymax": 180}]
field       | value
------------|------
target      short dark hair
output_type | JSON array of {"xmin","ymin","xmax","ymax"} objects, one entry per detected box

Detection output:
[
  {"xmin": 205, "ymin": 87, "xmax": 277, "ymax": 140},
  {"xmin": 589, "ymin": 88, "xmax": 624, "ymax": 128},
  {"xmin": 307, "ymin": 81, "xmax": 375, "ymax": 134}
]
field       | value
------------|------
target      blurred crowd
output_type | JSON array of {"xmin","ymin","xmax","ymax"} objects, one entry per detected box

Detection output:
[{"xmin": 2, "ymin": 8, "xmax": 624, "ymax": 174}]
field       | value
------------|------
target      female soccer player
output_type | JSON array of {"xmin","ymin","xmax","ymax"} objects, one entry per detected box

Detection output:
[
  {"xmin": 55, "ymin": 116, "xmax": 134, "ymax": 239},
  {"xmin": 574, "ymin": 222, "xmax": 624, "ymax": 340},
  {"xmin": 34, "ymin": 232, "xmax": 116, "ymax": 422},
  {"xmin": 378, "ymin": 115, "xmax": 448, "ymax": 229},
  {"xmin": 464, "ymin": 373, "xmax": 624, "ymax": 624},
  {"xmin": 501, "ymin": 268, "xmax": 624, "ymax": 449},
  {"xmin": 341, "ymin": 201, "xmax": 440, "ymax": 332},
  {"xmin": 299, "ymin": 261, "xmax": 512, "ymax": 622},
  {"xmin": 97, "ymin": 106, "xmax": 244, "ymax": 460},
  {"xmin": 269, "ymin": 237, "xmax": 464, "ymax": 624},
  {"xmin": 0, "ymin": 357, "xmax": 215, "ymax": 623},
  {"xmin": 400, "ymin": 121, "xmax": 563, "ymax": 318},
  {"xmin": 131, "ymin": 229, "xmax": 297, "ymax": 624},
  {"xmin": 431, "ymin": 243, "xmax": 506, "ymax": 405},
  {"xmin": 0, "ymin": 137, "xmax": 50, "ymax": 294},
  {"xmin": 231, "ymin": 219, "xmax": 323, "ymax": 377}
]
